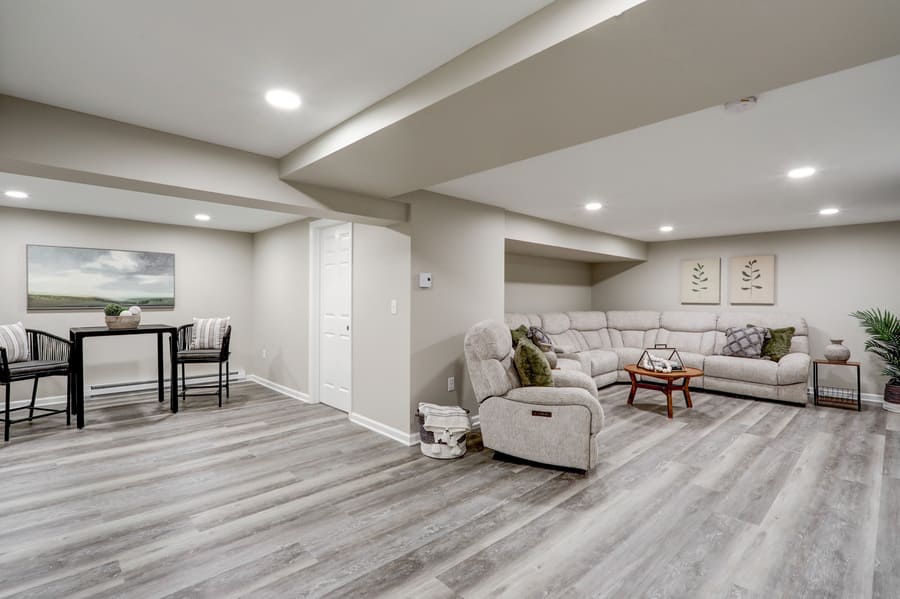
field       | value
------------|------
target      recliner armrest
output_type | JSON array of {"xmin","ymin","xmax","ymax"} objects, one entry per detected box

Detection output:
[
  {"xmin": 778, "ymin": 352, "xmax": 811, "ymax": 385},
  {"xmin": 551, "ymin": 369, "xmax": 598, "ymax": 399},
  {"xmin": 504, "ymin": 386, "xmax": 604, "ymax": 433},
  {"xmin": 558, "ymin": 352, "xmax": 591, "ymax": 376}
]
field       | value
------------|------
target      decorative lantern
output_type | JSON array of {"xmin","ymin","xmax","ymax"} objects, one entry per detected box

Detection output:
[{"xmin": 637, "ymin": 344, "xmax": 685, "ymax": 373}]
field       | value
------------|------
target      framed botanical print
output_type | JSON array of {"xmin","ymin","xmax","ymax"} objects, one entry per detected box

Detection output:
[
  {"xmin": 728, "ymin": 255, "xmax": 775, "ymax": 305},
  {"xmin": 680, "ymin": 258, "xmax": 720, "ymax": 304}
]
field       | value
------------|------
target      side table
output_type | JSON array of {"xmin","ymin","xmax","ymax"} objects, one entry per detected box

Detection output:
[{"xmin": 813, "ymin": 360, "xmax": 861, "ymax": 411}]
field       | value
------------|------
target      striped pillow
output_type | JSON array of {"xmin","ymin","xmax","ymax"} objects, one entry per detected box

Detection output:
[
  {"xmin": 190, "ymin": 317, "xmax": 230, "ymax": 350},
  {"xmin": 0, "ymin": 322, "xmax": 30, "ymax": 363}
]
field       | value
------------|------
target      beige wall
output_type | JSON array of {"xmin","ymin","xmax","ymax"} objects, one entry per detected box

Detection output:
[
  {"xmin": 0, "ymin": 206, "xmax": 254, "ymax": 402},
  {"xmin": 251, "ymin": 219, "xmax": 310, "ymax": 393},
  {"xmin": 352, "ymin": 224, "xmax": 411, "ymax": 433},
  {"xmin": 405, "ymin": 191, "xmax": 506, "ymax": 426},
  {"xmin": 505, "ymin": 253, "xmax": 592, "ymax": 313},
  {"xmin": 591, "ymin": 221, "xmax": 900, "ymax": 395}
]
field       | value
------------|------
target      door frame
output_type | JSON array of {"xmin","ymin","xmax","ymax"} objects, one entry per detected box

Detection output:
[{"xmin": 308, "ymin": 219, "xmax": 353, "ymax": 410}]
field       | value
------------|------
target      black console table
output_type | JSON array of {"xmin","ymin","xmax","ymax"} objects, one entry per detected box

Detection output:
[{"xmin": 69, "ymin": 325, "xmax": 179, "ymax": 428}]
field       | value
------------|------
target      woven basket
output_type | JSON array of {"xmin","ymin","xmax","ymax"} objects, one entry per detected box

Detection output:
[{"xmin": 105, "ymin": 314, "xmax": 141, "ymax": 330}]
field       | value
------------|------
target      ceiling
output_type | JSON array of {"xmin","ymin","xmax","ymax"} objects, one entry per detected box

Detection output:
[
  {"xmin": 0, "ymin": 173, "xmax": 303, "ymax": 233},
  {"xmin": 431, "ymin": 54, "xmax": 900, "ymax": 241},
  {"xmin": 0, "ymin": 0, "xmax": 551, "ymax": 158}
]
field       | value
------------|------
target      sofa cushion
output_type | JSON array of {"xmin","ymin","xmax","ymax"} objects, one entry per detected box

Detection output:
[
  {"xmin": 777, "ymin": 353, "xmax": 811, "ymax": 385},
  {"xmin": 704, "ymin": 355, "xmax": 778, "ymax": 385},
  {"xmin": 586, "ymin": 349, "xmax": 618, "ymax": 377},
  {"xmin": 580, "ymin": 329, "xmax": 612, "ymax": 349},
  {"xmin": 612, "ymin": 347, "xmax": 644, "ymax": 370},
  {"xmin": 541, "ymin": 312, "xmax": 571, "ymax": 335},
  {"xmin": 607, "ymin": 311, "xmax": 661, "ymax": 331},
  {"xmin": 556, "ymin": 357, "xmax": 584, "ymax": 371},
  {"xmin": 660, "ymin": 311, "xmax": 719, "ymax": 332},
  {"xmin": 567, "ymin": 311, "xmax": 607, "ymax": 331},
  {"xmin": 514, "ymin": 339, "xmax": 554, "ymax": 387},
  {"xmin": 505, "ymin": 313, "xmax": 542, "ymax": 330},
  {"xmin": 721, "ymin": 326, "xmax": 768, "ymax": 359},
  {"xmin": 655, "ymin": 329, "xmax": 715, "ymax": 355},
  {"xmin": 548, "ymin": 330, "xmax": 589, "ymax": 354}
]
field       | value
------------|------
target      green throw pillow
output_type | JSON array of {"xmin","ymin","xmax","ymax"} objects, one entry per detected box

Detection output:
[
  {"xmin": 749, "ymin": 324, "xmax": 795, "ymax": 362},
  {"xmin": 510, "ymin": 325, "xmax": 529, "ymax": 348},
  {"xmin": 514, "ymin": 338, "xmax": 554, "ymax": 387}
]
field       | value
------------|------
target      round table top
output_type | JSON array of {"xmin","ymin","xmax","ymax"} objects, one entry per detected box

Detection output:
[{"xmin": 624, "ymin": 364, "xmax": 703, "ymax": 378}]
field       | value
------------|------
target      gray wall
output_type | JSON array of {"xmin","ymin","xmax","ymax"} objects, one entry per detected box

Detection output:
[
  {"xmin": 505, "ymin": 253, "xmax": 592, "ymax": 313},
  {"xmin": 406, "ymin": 191, "xmax": 505, "ymax": 426},
  {"xmin": 0, "ymin": 206, "xmax": 254, "ymax": 402},
  {"xmin": 251, "ymin": 219, "xmax": 310, "ymax": 393},
  {"xmin": 591, "ymin": 221, "xmax": 900, "ymax": 395}
]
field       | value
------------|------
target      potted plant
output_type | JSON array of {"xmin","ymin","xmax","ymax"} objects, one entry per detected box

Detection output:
[
  {"xmin": 104, "ymin": 303, "xmax": 141, "ymax": 330},
  {"xmin": 851, "ymin": 308, "xmax": 900, "ymax": 412}
]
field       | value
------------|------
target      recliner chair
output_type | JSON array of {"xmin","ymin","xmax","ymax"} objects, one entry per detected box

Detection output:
[{"xmin": 464, "ymin": 319, "xmax": 604, "ymax": 471}]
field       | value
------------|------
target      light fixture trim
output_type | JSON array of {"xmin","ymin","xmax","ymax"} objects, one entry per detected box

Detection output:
[
  {"xmin": 659, "ymin": 225, "xmax": 674, "ymax": 233},
  {"xmin": 584, "ymin": 201, "xmax": 603, "ymax": 211},
  {"xmin": 4, "ymin": 190, "xmax": 29, "ymax": 199},
  {"xmin": 265, "ymin": 88, "xmax": 302, "ymax": 110},
  {"xmin": 788, "ymin": 166, "xmax": 816, "ymax": 179},
  {"xmin": 194, "ymin": 213, "xmax": 211, "ymax": 222},
  {"xmin": 819, "ymin": 207, "xmax": 840, "ymax": 216}
]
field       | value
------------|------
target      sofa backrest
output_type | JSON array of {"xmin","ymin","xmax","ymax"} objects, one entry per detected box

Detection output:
[
  {"xmin": 715, "ymin": 312, "xmax": 809, "ymax": 355},
  {"xmin": 464, "ymin": 319, "xmax": 520, "ymax": 402},
  {"xmin": 501, "ymin": 309, "xmax": 810, "ymax": 356},
  {"xmin": 606, "ymin": 311, "xmax": 660, "ymax": 349}
]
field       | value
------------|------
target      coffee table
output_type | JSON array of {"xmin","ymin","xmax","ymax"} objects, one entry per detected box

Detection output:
[{"xmin": 624, "ymin": 364, "xmax": 703, "ymax": 419}]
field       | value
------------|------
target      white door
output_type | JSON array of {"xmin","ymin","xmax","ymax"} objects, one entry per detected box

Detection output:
[{"xmin": 319, "ymin": 222, "xmax": 352, "ymax": 412}]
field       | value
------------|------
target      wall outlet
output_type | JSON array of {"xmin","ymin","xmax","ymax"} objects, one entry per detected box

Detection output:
[
  {"xmin": 390, "ymin": 299, "xmax": 398, "ymax": 315},
  {"xmin": 418, "ymin": 272, "xmax": 433, "ymax": 288},
  {"xmin": 447, "ymin": 376, "xmax": 455, "ymax": 392},
  {"xmin": 261, "ymin": 348, "xmax": 268, "ymax": 359}
]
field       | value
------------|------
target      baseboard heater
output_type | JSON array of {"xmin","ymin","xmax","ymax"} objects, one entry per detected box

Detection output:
[{"xmin": 89, "ymin": 369, "xmax": 245, "ymax": 396}]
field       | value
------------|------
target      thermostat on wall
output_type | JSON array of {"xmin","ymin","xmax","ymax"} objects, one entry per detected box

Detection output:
[{"xmin": 418, "ymin": 272, "xmax": 433, "ymax": 288}]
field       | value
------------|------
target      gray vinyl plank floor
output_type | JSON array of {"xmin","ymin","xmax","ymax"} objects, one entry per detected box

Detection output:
[{"xmin": 0, "ymin": 381, "xmax": 896, "ymax": 598}]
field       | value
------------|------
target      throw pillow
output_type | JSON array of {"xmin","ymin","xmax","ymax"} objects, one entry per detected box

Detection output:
[
  {"xmin": 510, "ymin": 325, "xmax": 529, "ymax": 348},
  {"xmin": 190, "ymin": 317, "xmax": 231, "ymax": 350},
  {"xmin": 0, "ymin": 322, "xmax": 30, "ymax": 363},
  {"xmin": 527, "ymin": 326, "xmax": 553, "ymax": 352},
  {"xmin": 749, "ymin": 324, "xmax": 795, "ymax": 362},
  {"xmin": 514, "ymin": 338, "xmax": 554, "ymax": 387},
  {"xmin": 721, "ymin": 326, "xmax": 768, "ymax": 359}
]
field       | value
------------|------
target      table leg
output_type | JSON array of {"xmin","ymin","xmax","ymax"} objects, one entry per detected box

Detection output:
[
  {"xmin": 157, "ymin": 333, "xmax": 164, "ymax": 403},
  {"xmin": 665, "ymin": 380, "xmax": 674, "ymax": 419},
  {"xmin": 857, "ymin": 364, "xmax": 861, "ymax": 412},
  {"xmin": 75, "ymin": 337, "xmax": 85, "ymax": 429},
  {"xmin": 170, "ymin": 332, "xmax": 179, "ymax": 414},
  {"xmin": 683, "ymin": 378, "xmax": 693, "ymax": 408},
  {"xmin": 813, "ymin": 362, "xmax": 819, "ymax": 406},
  {"xmin": 627, "ymin": 372, "xmax": 637, "ymax": 405}
]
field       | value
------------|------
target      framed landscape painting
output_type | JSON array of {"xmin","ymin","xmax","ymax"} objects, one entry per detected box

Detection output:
[
  {"xmin": 728, "ymin": 255, "xmax": 775, "ymax": 305},
  {"xmin": 680, "ymin": 258, "xmax": 721, "ymax": 304},
  {"xmin": 27, "ymin": 245, "xmax": 175, "ymax": 310}
]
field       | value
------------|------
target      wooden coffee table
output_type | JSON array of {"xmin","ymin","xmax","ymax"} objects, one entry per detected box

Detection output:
[{"xmin": 624, "ymin": 364, "xmax": 703, "ymax": 419}]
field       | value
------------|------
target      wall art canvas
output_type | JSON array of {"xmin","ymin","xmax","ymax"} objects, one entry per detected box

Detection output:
[
  {"xmin": 27, "ymin": 245, "xmax": 175, "ymax": 310},
  {"xmin": 728, "ymin": 255, "xmax": 775, "ymax": 305},
  {"xmin": 680, "ymin": 258, "xmax": 721, "ymax": 304}
]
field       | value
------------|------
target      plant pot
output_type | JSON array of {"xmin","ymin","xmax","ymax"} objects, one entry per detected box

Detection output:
[
  {"xmin": 824, "ymin": 339, "xmax": 851, "ymax": 362},
  {"xmin": 105, "ymin": 314, "xmax": 141, "ymax": 330},
  {"xmin": 884, "ymin": 384, "xmax": 900, "ymax": 413}
]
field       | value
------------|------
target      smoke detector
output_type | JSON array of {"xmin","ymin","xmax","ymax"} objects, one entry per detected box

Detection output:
[{"xmin": 724, "ymin": 96, "xmax": 758, "ymax": 114}]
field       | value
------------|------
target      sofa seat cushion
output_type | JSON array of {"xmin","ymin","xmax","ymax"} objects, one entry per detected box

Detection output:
[
  {"xmin": 678, "ymin": 351, "xmax": 706, "ymax": 370},
  {"xmin": 556, "ymin": 357, "xmax": 583, "ymax": 371},
  {"xmin": 704, "ymin": 355, "xmax": 777, "ymax": 385},
  {"xmin": 178, "ymin": 349, "xmax": 224, "ymax": 361},
  {"xmin": 612, "ymin": 347, "xmax": 644, "ymax": 371},
  {"xmin": 586, "ymin": 349, "xmax": 618, "ymax": 377}
]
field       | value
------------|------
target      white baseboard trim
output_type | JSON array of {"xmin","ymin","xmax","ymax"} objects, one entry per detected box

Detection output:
[
  {"xmin": 246, "ymin": 375, "xmax": 313, "ymax": 403},
  {"xmin": 807, "ymin": 387, "xmax": 883, "ymax": 405},
  {"xmin": 349, "ymin": 412, "xmax": 418, "ymax": 446}
]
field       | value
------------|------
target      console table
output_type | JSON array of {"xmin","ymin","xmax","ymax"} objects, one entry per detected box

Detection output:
[{"xmin": 69, "ymin": 325, "xmax": 179, "ymax": 428}]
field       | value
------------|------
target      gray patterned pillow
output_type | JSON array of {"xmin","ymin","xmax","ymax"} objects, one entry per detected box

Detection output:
[{"xmin": 721, "ymin": 326, "xmax": 768, "ymax": 358}]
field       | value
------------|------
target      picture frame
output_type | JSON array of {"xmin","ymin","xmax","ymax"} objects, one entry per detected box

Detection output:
[
  {"xmin": 680, "ymin": 257, "xmax": 721, "ymax": 304},
  {"xmin": 728, "ymin": 255, "xmax": 775, "ymax": 305}
]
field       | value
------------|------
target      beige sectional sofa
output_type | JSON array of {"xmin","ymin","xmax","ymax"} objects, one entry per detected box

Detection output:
[{"xmin": 506, "ymin": 310, "xmax": 811, "ymax": 405}]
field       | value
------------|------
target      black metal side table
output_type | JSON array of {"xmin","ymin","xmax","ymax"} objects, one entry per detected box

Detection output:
[{"xmin": 813, "ymin": 359, "xmax": 861, "ymax": 411}]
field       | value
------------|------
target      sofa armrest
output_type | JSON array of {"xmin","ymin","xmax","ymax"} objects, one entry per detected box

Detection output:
[
  {"xmin": 543, "ymin": 351, "xmax": 558, "ymax": 369},
  {"xmin": 778, "ymin": 352, "xmax": 811, "ymax": 385},
  {"xmin": 504, "ymin": 386, "xmax": 604, "ymax": 433},
  {"xmin": 551, "ymin": 369, "xmax": 598, "ymax": 399},
  {"xmin": 558, "ymin": 352, "xmax": 591, "ymax": 376}
]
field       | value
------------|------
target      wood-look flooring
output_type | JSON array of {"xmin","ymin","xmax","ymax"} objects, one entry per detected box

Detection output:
[{"xmin": 0, "ymin": 381, "xmax": 897, "ymax": 598}]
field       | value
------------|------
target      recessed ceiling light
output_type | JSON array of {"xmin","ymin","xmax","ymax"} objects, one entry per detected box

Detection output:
[
  {"xmin": 788, "ymin": 166, "xmax": 816, "ymax": 179},
  {"xmin": 819, "ymin": 207, "xmax": 839, "ymax": 216},
  {"xmin": 4, "ymin": 190, "xmax": 28, "ymax": 199},
  {"xmin": 265, "ymin": 89, "xmax": 301, "ymax": 110},
  {"xmin": 585, "ymin": 202, "xmax": 602, "ymax": 211},
  {"xmin": 659, "ymin": 225, "xmax": 674, "ymax": 233},
  {"xmin": 194, "ymin": 214, "xmax": 211, "ymax": 222}
]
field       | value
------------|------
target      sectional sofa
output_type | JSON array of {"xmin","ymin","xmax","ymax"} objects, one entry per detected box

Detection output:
[{"xmin": 505, "ymin": 310, "xmax": 811, "ymax": 405}]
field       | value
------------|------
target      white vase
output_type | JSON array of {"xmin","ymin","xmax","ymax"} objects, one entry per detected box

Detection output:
[{"xmin": 824, "ymin": 339, "xmax": 850, "ymax": 363}]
